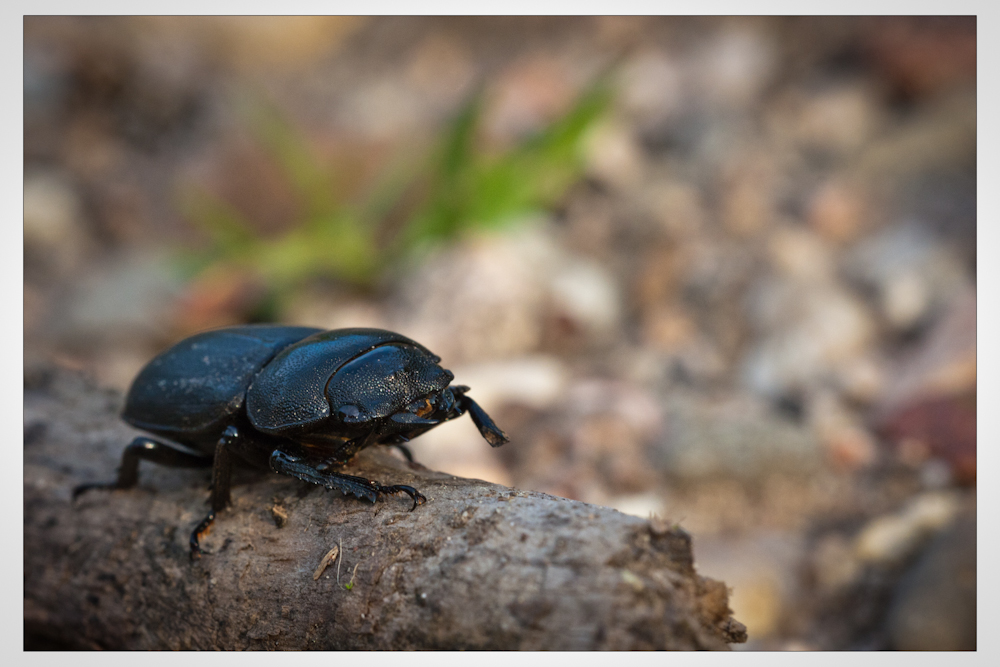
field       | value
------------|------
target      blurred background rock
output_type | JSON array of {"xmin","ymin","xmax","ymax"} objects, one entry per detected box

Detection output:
[{"xmin": 23, "ymin": 16, "xmax": 976, "ymax": 650}]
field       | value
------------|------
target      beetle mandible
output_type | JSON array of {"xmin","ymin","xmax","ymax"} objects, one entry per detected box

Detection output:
[{"xmin": 74, "ymin": 325, "xmax": 509, "ymax": 558}]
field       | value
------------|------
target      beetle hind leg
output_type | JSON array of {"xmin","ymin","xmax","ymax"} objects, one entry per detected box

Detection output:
[{"xmin": 73, "ymin": 436, "xmax": 214, "ymax": 499}]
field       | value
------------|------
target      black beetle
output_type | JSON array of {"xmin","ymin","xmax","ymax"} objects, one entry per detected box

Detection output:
[{"xmin": 74, "ymin": 325, "xmax": 508, "ymax": 558}]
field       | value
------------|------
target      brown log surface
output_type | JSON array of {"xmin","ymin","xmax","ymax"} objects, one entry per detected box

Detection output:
[{"xmin": 23, "ymin": 366, "xmax": 747, "ymax": 650}]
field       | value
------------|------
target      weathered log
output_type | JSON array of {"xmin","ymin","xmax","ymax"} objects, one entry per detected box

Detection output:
[{"xmin": 24, "ymin": 366, "xmax": 746, "ymax": 650}]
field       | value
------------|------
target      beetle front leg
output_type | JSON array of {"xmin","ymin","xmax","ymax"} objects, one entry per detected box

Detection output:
[
  {"xmin": 190, "ymin": 426, "xmax": 237, "ymax": 560},
  {"xmin": 73, "ymin": 436, "xmax": 214, "ymax": 499},
  {"xmin": 269, "ymin": 450, "xmax": 427, "ymax": 510}
]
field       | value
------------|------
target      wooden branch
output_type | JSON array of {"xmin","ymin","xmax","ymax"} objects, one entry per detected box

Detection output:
[{"xmin": 24, "ymin": 366, "xmax": 747, "ymax": 650}]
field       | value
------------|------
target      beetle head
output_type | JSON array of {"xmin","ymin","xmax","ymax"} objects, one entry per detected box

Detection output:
[{"xmin": 325, "ymin": 344, "xmax": 454, "ymax": 430}]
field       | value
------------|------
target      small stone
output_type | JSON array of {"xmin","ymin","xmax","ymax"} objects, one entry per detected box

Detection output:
[
  {"xmin": 854, "ymin": 491, "xmax": 961, "ymax": 565},
  {"xmin": 24, "ymin": 172, "xmax": 83, "ymax": 248},
  {"xmin": 833, "ymin": 355, "xmax": 886, "ymax": 406},
  {"xmin": 720, "ymin": 154, "xmax": 778, "ymax": 238},
  {"xmin": 876, "ymin": 285, "xmax": 976, "ymax": 414},
  {"xmin": 24, "ymin": 171, "xmax": 89, "ymax": 276},
  {"xmin": 787, "ymin": 84, "xmax": 883, "ymax": 154},
  {"xmin": 620, "ymin": 49, "xmax": 683, "ymax": 124},
  {"xmin": 641, "ymin": 304, "xmax": 697, "ymax": 352},
  {"xmin": 406, "ymin": 33, "xmax": 475, "ymax": 103},
  {"xmin": 447, "ymin": 356, "xmax": 568, "ymax": 411},
  {"xmin": 811, "ymin": 533, "xmax": 862, "ymax": 592},
  {"xmin": 843, "ymin": 222, "xmax": 970, "ymax": 335},
  {"xmin": 691, "ymin": 25, "xmax": 775, "ymax": 107},
  {"xmin": 654, "ymin": 392, "xmax": 821, "ymax": 482},
  {"xmin": 808, "ymin": 391, "xmax": 877, "ymax": 470},
  {"xmin": 392, "ymin": 226, "xmax": 621, "ymax": 362},
  {"xmin": 583, "ymin": 119, "xmax": 646, "ymax": 192},
  {"xmin": 202, "ymin": 16, "xmax": 365, "ymax": 71},
  {"xmin": 391, "ymin": 227, "xmax": 552, "ymax": 362},
  {"xmin": 882, "ymin": 269, "xmax": 929, "ymax": 330},
  {"xmin": 548, "ymin": 256, "xmax": 622, "ymax": 345},
  {"xmin": 767, "ymin": 227, "xmax": 834, "ymax": 282},
  {"xmin": 807, "ymin": 179, "xmax": 869, "ymax": 244},
  {"xmin": 644, "ymin": 180, "xmax": 707, "ymax": 237},
  {"xmin": 742, "ymin": 277, "xmax": 876, "ymax": 399}
]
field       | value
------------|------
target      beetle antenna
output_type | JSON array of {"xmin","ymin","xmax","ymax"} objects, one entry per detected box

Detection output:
[{"xmin": 458, "ymin": 394, "xmax": 509, "ymax": 447}]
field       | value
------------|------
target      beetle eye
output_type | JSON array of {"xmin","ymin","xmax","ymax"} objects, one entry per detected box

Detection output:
[{"xmin": 337, "ymin": 404, "xmax": 363, "ymax": 422}]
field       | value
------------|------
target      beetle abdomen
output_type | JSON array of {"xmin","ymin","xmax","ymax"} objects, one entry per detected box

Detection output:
[
  {"xmin": 123, "ymin": 325, "xmax": 322, "ymax": 436},
  {"xmin": 246, "ymin": 328, "xmax": 437, "ymax": 434}
]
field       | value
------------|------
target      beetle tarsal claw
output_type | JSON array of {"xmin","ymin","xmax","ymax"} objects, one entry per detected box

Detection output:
[{"xmin": 376, "ymin": 484, "xmax": 426, "ymax": 511}]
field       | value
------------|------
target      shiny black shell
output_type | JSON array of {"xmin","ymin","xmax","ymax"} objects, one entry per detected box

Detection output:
[
  {"xmin": 122, "ymin": 325, "xmax": 321, "ymax": 443},
  {"xmin": 122, "ymin": 325, "xmax": 448, "ymax": 455},
  {"xmin": 245, "ymin": 328, "xmax": 451, "ymax": 435}
]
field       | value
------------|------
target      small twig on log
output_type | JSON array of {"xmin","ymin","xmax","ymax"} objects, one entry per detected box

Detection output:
[
  {"xmin": 23, "ymin": 366, "xmax": 747, "ymax": 650},
  {"xmin": 313, "ymin": 546, "xmax": 340, "ymax": 581}
]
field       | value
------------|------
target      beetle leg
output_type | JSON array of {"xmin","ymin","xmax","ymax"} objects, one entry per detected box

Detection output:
[
  {"xmin": 209, "ymin": 427, "xmax": 236, "ymax": 511},
  {"xmin": 190, "ymin": 426, "xmax": 238, "ymax": 560},
  {"xmin": 269, "ymin": 450, "xmax": 426, "ymax": 510},
  {"xmin": 390, "ymin": 412, "xmax": 439, "ymax": 426},
  {"xmin": 73, "ymin": 436, "xmax": 213, "ymax": 499}
]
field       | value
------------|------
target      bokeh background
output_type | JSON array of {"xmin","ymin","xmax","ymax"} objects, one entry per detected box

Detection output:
[{"xmin": 23, "ymin": 16, "xmax": 976, "ymax": 650}]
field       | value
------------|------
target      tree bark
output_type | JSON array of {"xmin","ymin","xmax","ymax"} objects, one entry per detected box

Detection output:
[{"xmin": 24, "ymin": 366, "xmax": 747, "ymax": 650}]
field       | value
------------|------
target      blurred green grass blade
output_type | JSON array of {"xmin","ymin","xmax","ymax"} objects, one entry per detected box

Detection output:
[
  {"xmin": 179, "ymin": 188, "xmax": 259, "ymax": 255},
  {"xmin": 245, "ymin": 98, "xmax": 339, "ymax": 221},
  {"xmin": 440, "ymin": 90, "xmax": 483, "ymax": 181},
  {"xmin": 405, "ymin": 91, "xmax": 483, "ymax": 244},
  {"xmin": 254, "ymin": 212, "xmax": 381, "ymax": 288},
  {"xmin": 526, "ymin": 76, "xmax": 613, "ymax": 159},
  {"xmin": 182, "ymin": 75, "xmax": 614, "ymax": 297},
  {"xmin": 403, "ymin": 76, "xmax": 613, "ymax": 243}
]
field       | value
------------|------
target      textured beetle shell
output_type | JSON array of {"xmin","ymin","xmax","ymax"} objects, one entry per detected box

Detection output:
[
  {"xmin": 122, "ymin": 325, "xmax": 322, "ymax": 439},
  {"xmin": 246, "ymin": 328, "xmax": 439, "ymax": 434},
  {"xmin": 325, "ymin": 345, "xmax": 454, "ymax": 422}
]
